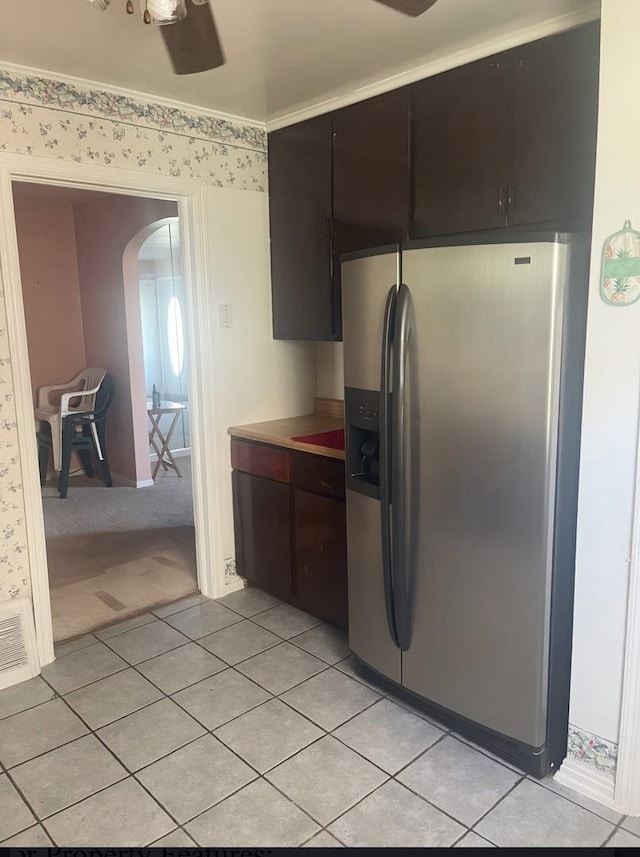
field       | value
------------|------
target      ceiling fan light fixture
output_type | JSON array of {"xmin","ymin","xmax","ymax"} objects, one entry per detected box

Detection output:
[
  {"xmin": 372, "ymin": 0, "xmax": 439, "ymax": 15},
  {"xmin": 142, "ymin": 0, "xmax": 187, "ymax": 25}
]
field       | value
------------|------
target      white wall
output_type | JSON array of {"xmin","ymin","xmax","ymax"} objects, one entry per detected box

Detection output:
[
  {"xmin": 569, "ymin": 0, "xmax": 640, "ymax": 744},
  {"xmin": 315, "ymin": 341, "xmax": 344, "ymax": 400},
  {"xmin": 205, "ymin": 187, "xmax": 315, "ymax": 564}
]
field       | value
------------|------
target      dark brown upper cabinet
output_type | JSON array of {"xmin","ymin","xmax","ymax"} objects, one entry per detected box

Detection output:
[
  {"xmin": 268, "ymin": 115, "xmax": 334, "ymax": 341},
  {"xmin": 333, "ymin": 88, "xmax": 411, "ymax": 257},
  {"xmin": 508, "ymin": 24, "xmax": 599, "ymax": 228},
  {"xmin": 411, "ymin": 54, "xmax": 513, "ymax": 237},
  {"xmin": 411, "ymin": 22, "xmax": 600, "ymax": 238},
  {"xmin": 269, "ymin": 90, "xmax": 411, "ymax": 342},
  {"xmin": 268, "ymin": 23, "xmax": 599, "ymax": 340},
  {"xmin": 331, "ymin": 88, "xmax": 411, "ymax": 338}
]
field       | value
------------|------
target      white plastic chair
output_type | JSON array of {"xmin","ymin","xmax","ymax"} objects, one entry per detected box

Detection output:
[{"xmin": 34, "ymin": 368, "xmax": 106, "ymax": 472}]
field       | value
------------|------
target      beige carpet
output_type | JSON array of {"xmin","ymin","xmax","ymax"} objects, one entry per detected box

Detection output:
[{"xmin": 44, "ymin": 458, "xmax": 198, "ymax": 642}]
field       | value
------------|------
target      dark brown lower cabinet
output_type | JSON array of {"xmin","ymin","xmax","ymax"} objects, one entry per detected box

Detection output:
[
  {"xmin": 232, "ymin": 470, "xmax": 292, "ymax": 602},
  {"xmin": 231, "ymin": 438, "xmax": 348, "ymax": 628},
  {"xmin": 294, "ymin": 489, "xmax": 348, "ymax": 628}
]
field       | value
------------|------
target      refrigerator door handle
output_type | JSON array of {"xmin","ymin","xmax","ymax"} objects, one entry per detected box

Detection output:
[
  {"xmin": 380, "ymin": 285, "xmax": 400, "ymax": 648},
  {"xmin": 392, "ymin": 282, "xmax": 415, "ymax": 652}
]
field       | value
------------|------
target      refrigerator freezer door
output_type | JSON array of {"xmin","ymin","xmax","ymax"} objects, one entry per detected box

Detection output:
[
  {"xmin": 342, "ymin": 249, "xmax": 401, "ymax": 681},
  {"xmin": 401, "ymin": 241, "xmax": 566, "ymax": 749}
]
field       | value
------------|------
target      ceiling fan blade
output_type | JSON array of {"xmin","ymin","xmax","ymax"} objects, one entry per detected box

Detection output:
[
  {"xmin": 160, "ymin": 1, "xmax": 225, "ymax": 75},
  {"xmin": 372, "ymin": 0, "xmax": 438, "ymax": 16}
]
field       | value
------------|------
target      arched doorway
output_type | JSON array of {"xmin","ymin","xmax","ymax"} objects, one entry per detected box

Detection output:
[{"xmin": 138, "ymin": 218, "xmax": 191, "ymax": 466}]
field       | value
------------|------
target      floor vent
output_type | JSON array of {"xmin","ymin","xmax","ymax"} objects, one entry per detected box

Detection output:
[{"xmin": 0, "ymin": 596, "xmax": 39, "ymax": 690}]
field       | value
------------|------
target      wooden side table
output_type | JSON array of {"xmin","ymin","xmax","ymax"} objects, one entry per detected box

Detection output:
[{"xmin": 147, "ymin": 400, "xmax": 187, "ymax": 480}]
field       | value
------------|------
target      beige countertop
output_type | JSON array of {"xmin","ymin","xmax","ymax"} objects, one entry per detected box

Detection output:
[{"xmin": 228, "ymin": 412, "xmax": 345, "ymax": 461}]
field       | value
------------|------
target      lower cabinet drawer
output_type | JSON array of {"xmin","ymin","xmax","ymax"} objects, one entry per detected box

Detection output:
[
  {"xmin": 291, "ymin": 450, "xmax": 345, "ymax": 499},
  {"xmin": 231, "ymin": 438, "xmax": 289, "ymax": 483}
]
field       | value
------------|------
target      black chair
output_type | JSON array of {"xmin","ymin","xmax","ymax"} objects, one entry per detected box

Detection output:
[{"xmin": 37, "ymin": 374, "xmax": 115, "ymax": 498}]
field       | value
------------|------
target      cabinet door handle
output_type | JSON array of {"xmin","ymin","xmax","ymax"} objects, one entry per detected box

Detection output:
[
  {"xmin": 507, "ymin": 184, "xmax": 516, "ymax": 217},
  {"xmin": 498, "ymin": 187, "xmax": 506, "ymax": 217}
]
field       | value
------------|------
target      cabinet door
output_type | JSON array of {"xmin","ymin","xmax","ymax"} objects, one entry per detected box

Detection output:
[
  {"xmin": 268, "ymin": 115, "xmax": 335, "ymax": 341},
  {"xmin": 411, "ymin": 55, "xmax": 513, "ymax": 237},
  {"xmin": 333, "ymin": 88, "xmax": 410, "ymax": 256},
  {"xmin": 294, "ymin": 489, "xmax": 348, "ymax": 628},
  {"xmin": 508, "ymin": 23, "xmax": 599, "ymax": 228},
  {"xmin": 232, "ymin": 470, "xmax": 292, "ymax": 601}
]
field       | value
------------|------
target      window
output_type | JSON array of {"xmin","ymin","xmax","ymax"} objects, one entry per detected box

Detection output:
[{"xmin": 167, "ymin": 295, "xmax": 185, "ymax": 377}]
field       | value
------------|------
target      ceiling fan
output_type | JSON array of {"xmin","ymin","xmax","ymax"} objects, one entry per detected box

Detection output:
[{"xmin": 83, "ymin": 0, "xmax": 439, "ymax": 76}]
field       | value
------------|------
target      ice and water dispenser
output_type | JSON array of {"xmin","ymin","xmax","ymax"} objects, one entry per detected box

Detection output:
[{"xmin": 345, "ymin": 387, "xmax": 381, "ymax": 499}]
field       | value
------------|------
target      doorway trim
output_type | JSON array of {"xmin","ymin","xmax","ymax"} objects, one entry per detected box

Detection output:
[
  {"xmin": 614, "ymin": 395, "xmax": 640, "ymax": 815},
  {"xmin": 0, "ymin": 153, "xmax": 227, "ymax": 668}
]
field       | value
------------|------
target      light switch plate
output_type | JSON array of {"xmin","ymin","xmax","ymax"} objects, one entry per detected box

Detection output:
[{"xmin": 218, "ymin": 303, "xmax": 232, "ymax": 329}]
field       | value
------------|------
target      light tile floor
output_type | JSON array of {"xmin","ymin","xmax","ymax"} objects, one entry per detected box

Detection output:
[{"xmin": 0, "ymin": 587, "xmax": 638, "ymax": 847}]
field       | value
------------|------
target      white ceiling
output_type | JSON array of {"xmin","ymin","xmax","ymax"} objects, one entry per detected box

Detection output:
[{"xmin": 0, "ymin": 0, "xmax": 597, "ymax": 124}]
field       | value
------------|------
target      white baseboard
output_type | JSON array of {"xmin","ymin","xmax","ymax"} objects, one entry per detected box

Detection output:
[
  {"xmin": 111, "ymin": 472, "xmax": 154, "ymax": 489},
  {"xmin": 554, "ymin": 758, "xmax": 616, "ymax": 810},
  {"xmin": 224, "ymin": 576, "xmax": 246, "ymax": 594},
  {"xmin": 150, "ymin": 447, "xmax": 191, "ymax": 462}
]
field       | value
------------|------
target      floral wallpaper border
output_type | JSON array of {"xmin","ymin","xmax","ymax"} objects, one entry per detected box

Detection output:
[
  {"xmin": 0, "ymin": 68, "xmax": 266, "ymax": 152},
  {"xmin": 0, "ymin": 66, "xmax": 267, "ymax": 192},
  {"xmin": 567, "ymin": 724, "xmax": 617, "ymax": 776}
]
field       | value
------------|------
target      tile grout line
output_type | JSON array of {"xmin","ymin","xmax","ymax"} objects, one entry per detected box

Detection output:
[
  {"xmin": 6, "ymin": 590, "xmax": 621, "ymax": 847},
  {"xmin": 42, "ymin": 659, "xmax": 132, "ymax": 696},
  {"xmin": 467, "ymin": 774, "xmax": 528, "ymax": 839},
  {"xmin": 37, "ymin": 673, "xmax": 199, "ymax": 847},
  {"xmin": 199, "ymin": 681, "xmax": 474, "ymax": 841},
  {"xmin": 1, "ymin": 633, "xmax": 347, "ymax": 730},
  {"xmin": 109, "ymin": 606, "xmax": 338, "ymax": 846},
  {"xmin": 276, "ymin": 687, "xmax": 384, "ymax": 741},
  {"xmin": 525, "ymin": 774, "xmax": 626, "ymax": 827},
  {"xmin": 5, "ymin": 662, "xmax": 459, "ymax": 846},
  {"xmin": 45, "ymin": 614, "xmax": 399, "ymax": 846},
  {"xmin": 0, "ymin": 698, "xmax": 93, "ymax": 771},
  {"xmin": 3, "ymin": 595, "xmax": 341, "ymax": 845},
  {"xmin": 43, "ymin": 630, "xmax": 338, "ymax": 758},
  {"xmin": 257, "ymin": 761, "xmax": 381, "ymax": 843},
  {"xmin": 4, "ymin": 622, "xmax": 490, "ymax": 845},
  {"xmin": 604, "ymin": 816, "xmax": 640, "ymax": 847},
  {"xmin": 451, "ymin": 828, "xmax": 475, "ymax": 847},
  {"xmin": 82, "ymin": 644, "xmax": 349, "ymax": 820},
  {"xmin": 53, "ymin": 596, "xmax": 339, "ymax": 694},
  {"xmin": 188, "ymin": 615, "xmax": 349, "ymax": 673},
  {"xmin": 0, "ymin": 766, "xmax": 46, "ymax": 845},
  {"xmin": 284, "ymin": 652, "xmax": 625, "ymax": 835}
]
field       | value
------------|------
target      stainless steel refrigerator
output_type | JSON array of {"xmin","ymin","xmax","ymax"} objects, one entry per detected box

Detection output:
[{"xmin": 342, "ymin": 233, "xmax": 588, "ymax": 778}]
